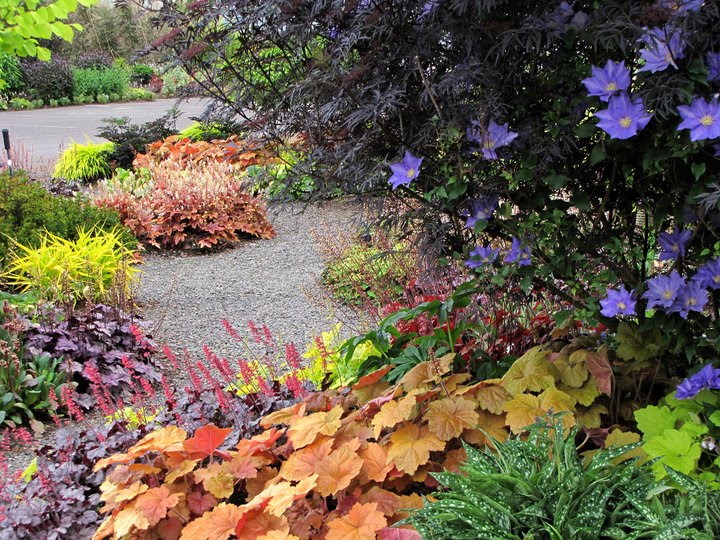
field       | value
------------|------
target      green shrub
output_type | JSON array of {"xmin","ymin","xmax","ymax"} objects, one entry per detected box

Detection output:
[
  {"xmin": 130, "ymin": 64, "xmax": 154, "ymax": 85},
  {"xmin": 53, "ymin": 141, "xmax": 114, "ymax": 183},
  {"xmin": 123, "ymin": 87, "xmax": 154, "ymax": 101},
  {"xmin": 9, "ymin": 97, "xmax": 33, "ymax": 110},
  {"xmin": 161, "ymin": 65, "xmax": 191, "ymax": 96},
  {"xmin": 97, "ymin": 110, "xmax": 179, "ymax": 169},
  {"xmin": 409, "ymin": 415, "xmax": 720, "ymax": 540},
  {"xmin": 0, "ymin": 172, "xmax": 135, "ymax": 268},
  {"xmin": 48, "ymin": 99, "xmax": 59, "ymax": 108},
  {"xmin": 97, "ymin": 93, "xmax": 109, "ymax": 104},
  {"xmin": 108, "ymin": 92, "xmax": 120, "ymax": 102},
  {"xmin": 20, "ymin": 58, "xmax": 74, "ymax": 102},
  {"xmin": 178, "ymin": 121, "xmax": 229, "ymax": 142},
  {"xmin": 59, "ymin": 96, "xmax": 72, "ymax": 106},
  {"xmin": 0, "ymin": 53, "xmax": 23, "ymax": 98},
  {"xmin": 72, "ymin": 66, "xmax": 130, "ymax": 99},
  {"xmin": 3, "ymin": 227, "xmax": 138, "ymax": 306}
]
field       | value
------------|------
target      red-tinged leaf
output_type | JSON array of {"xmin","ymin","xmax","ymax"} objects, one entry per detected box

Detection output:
[
  {"xmin": 377, "ymin": 527, "xmax": 422, "ymax": 539},
  {"xmin": 586, "ymin": 348, "xmax": 613, "ymax": 396},
  {"xmin": 353, "ymin": 366, "xmax": 392, "ymax": 389},
  {"xmin": 183, "ymin": 424, "xmax": 233, "ymax": 460}
]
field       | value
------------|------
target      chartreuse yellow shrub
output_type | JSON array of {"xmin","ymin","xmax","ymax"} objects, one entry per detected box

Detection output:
[
  {"xmin": 53, "ymin": 140, "xmax": 114, "ymax": 183},
  {"xmin": 2, "ymin": 227, "xmax": 138, "ymax": 305}
]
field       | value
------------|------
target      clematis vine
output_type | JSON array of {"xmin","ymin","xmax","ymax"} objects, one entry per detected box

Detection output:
[
  {"xmin": 676, "ymin": 363, "xmax": 720, "ymax": 400},
  {"xmin": 695, "ymin": 258, "xmax": 720, "ymax": 290},
  {"xmin": 504, "ymin": 237, "xmax": 531, "ymax": 266},
  {"xmin": 599, "ymin": 285, "xmax": 636, "ymax": 317},
  {"xmin": 677, "ymin": 97, "xmax": 720, "ymax": 141},
  {"xmin": 643, "ymin": 270, "xmax": 685, "ymax": 310},
  {"xmin": 467, "ymin": 120, "xmax": 518, "ymax": 160},
  {"xmin": 462, "ymin": 196, "xmax": 498, "ymax": 229},
  {"xmin": 388, "ymin": 151, "xmax": 423, "ymax": 190},
  {"xmin": 466, "ymin": 245, "xmax": 499, "ymax": 269},
  {"xmin": 582, "ymin": 60, "xmax": 631, "ymax": 102},
  {"xmin": 638, "ymin": 26, "xmax": 686, "ymax": 73},
  {"xmin": 595, "ymin": 93, "xmax": 652, "ymax": 139},
  {"xmin": 669, "ymin": 281, "xmax": 708, "ymax": 318},
  {"xmin": 658, "ymin": 227, "xmax": 691, "ymax": 260},
  {"xmin": 707, "ymin": 51, "xmax": 720, "ymax": 82}
]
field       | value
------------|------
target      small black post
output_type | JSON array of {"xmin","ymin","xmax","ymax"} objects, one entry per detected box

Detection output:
[{"xmin": 2, "ymin": 129, "xmax": 11, "ymax": 177}]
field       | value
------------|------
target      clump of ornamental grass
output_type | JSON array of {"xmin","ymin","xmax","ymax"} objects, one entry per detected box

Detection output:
[
  {"xmin": 2, "ymin": 226, "xmax": 138, "ymax": 307},
  {"xmin": 52, "ymin": 140, "xmax": 114, "ymax": 183}
]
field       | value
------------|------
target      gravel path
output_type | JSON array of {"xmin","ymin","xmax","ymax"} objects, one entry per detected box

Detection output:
[
  {"xmin": 136, "ymin": 198, "xmax": 366, "ymax": 375},
  {"xmin": 3, "ymin": 198, "xmax": 367, "ymax": 475}
]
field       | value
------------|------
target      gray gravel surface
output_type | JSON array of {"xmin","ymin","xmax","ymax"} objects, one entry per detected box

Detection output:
[
  {"xmin": 137, "ymin": 199, "xmax": 366, "ymax": 364},
  {"xmin": 4, "ymin": 198, "xmax": 367, "ymax": 475}
]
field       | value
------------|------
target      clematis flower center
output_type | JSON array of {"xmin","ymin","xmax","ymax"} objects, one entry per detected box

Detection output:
[
  {"xmin": 619, "ymin": 116, "xmax": 632, "ymax": 128},
  {"xmin": 714, "ymin": 275, "xmax": 720, "ymax": 284},
  {"xmin": 483, "ymin": 139, "xmax": 496, "ymax": 149},
  {"xmin": 671, "ymin": 243, "xmax": 678, "ymax": 252},
  {"xmin": 617, "ymin": 301, "xmax": 626, "ymax": 311},
  {"xmin": 406, "ymin": 168, "xmax": 415, "ymax": 178},
  {"xmin": 663, "ymin": 290, "xmax": 673, "ymax": 300},
  {"xmin": 701, "ymin": 114, "xmax": 714, "ymax": 126},
  {"xmin": 605, "ymin": 82, "xmax": 617, "ymax": 91},
  {"xmin": 687, "ymin": 297, "xmax": 697, "ymax": 306}
]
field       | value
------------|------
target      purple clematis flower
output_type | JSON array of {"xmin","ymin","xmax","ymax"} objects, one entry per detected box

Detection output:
[
  {"xmin": 643, "ymin": 270, "xmax": 686, "ymax": 310},
  {"xmin": 658, "ymin": 227, "xmax": 692, "ymax": 260},
  {"xmin": 706, "ymin": 52, "xmax": 720, "ymax": 82},
  {"xmin": 595, "ymin": 93, "xmax": 652, "ymax": 139},
  {"xmin": 599, "ymin": 285, "xmax": 636, "ymax": 317},
  {"xmin": 504, "ymin": 237, "xmax": 532, "ymax": 266},
  {"xmin": 677, "ymin": 97, "xmax": 720, "ymax": 141},
  {"xmin": 463, "ymin": 196, "xmax": 498, "ymax": 229},
  {"xmin": 669, "ymin": 280, "xmax": 709, "ymax": 318},
  {"xmin": 657, "ymin": 0, "xmax": 703, "ymax": 13},
  {"xmin": 582, "ymin": 60, "xmax": 631, "ymax": 102},
  {"xmin": 388, "ymin": 151, "xmax": 423, "ymax": 190},
  {"xmin": 695, "ymin": 258, "xmax": 720, "ymax": 290},
  {"xmin": 675, "ymin": 363, "xmax": 720, "ymax": 399},
  {"xmin": 638, "ymin": 26, "xmax": 686, "ymax": 73},
  {"xmin": 466, "ymin": 245, "xmax": 499, "ymax": 269},
  {"xmin": 467, "ymin": 120, "xmax": 518, "ymax": 160}
]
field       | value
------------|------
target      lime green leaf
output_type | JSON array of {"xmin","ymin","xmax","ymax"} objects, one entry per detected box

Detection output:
[
  {"xmin": 634, "ymin": 405, "xmax": 676, "ymax": 439},
  {"xmin": 643, "ymin": 429, "xmax": 701, "ymax": 478}
]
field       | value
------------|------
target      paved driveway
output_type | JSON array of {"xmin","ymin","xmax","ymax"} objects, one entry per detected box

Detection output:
[{"xmin": 0, "ymin": 98, "xmax": 209, "ymax": 170}]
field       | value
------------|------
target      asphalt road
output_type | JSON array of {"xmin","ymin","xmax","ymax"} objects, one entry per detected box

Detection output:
[{"xmin": 0, "ymin": 97, "xmax": 209, "ymax": 170}]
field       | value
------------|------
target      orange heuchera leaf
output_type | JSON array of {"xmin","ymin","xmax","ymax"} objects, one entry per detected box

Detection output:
[
  {"xmin": 91, "ymin": 516, "xmax": 114, "ymax": 540},
  {"xmin": 586, "ymin": 347, "xmax": 613, "ymax": 396},
  {"xmin": 358, "ymin": 486, "xmax": 402, "ymax": 516},
  {"xmin": 114, "ymin": 500, "xmax": 150, "ymax": 536},
  {"xmin": 257, "ymin": 529, "xmax": 300, "ymax": 540},
  {"xmin": 135, "ymin": 486, "xmax": 183, "ymax": 526},
  {"xmin": 503, "ymin": 394, "xmax": 545, "ymax": 434},
  {"xmin": 184, "ymin": 424, "xmax": 234, "ymax": 460},
  {"xmin": 353, "ymin": 366, "xmax": 393, "ymax": 390},
  {"xmin": 463, "ymin": 410, "xmax": 509, "ymax": 448},
  {"xmin": 287, "ymin": 405, "xmax": 343, "ymax": 449},
  {"xmin": 314, "ymin": 440, "xmax": 364, "ymax": 497},
  {"xmin": 387, "ymin": 424, "xmax": 445, "ymax": 475},
  {"xmin": 353, "ymin": 381, "xmax": 392, "ymax": 405},
  {"xmin": 166, "ymin": 459, "xmax": 200, "ymax": 483},
  {"xmin": 280, "ymin": 437, "xmax": 333, "ymax": 482},
  {"xmin": 179, "ymin": 503, "xmax": 243, "ymax": 540},
  {"xmin": 360, "ymin": 442, "xmax": 393, "ymax": 483},
  {"xmin": 235, "ymin": 507, "xmax": 288, "ymax": 540},
  {"xmin": 398, "ymin": 355, "xmax": 454, "ymax": 391},
  {"xmin": 225, "ymin": 453, "xmax": 260, "ymax": 480},
  {"xmin": 130, "ymin": 425, "xmax": 188, "ymax": 459},
  {"xmin": 372, "ymin": 390, "xmax": 421, "ymax": 439},
  {"xmin": 442, "ymin": 447, "xmax": 468, "ymax": 474},
  {"xmin": 236, "ymin": 428, "xmax": 283, "ymax": 456},
  {"xmin": 442, "ymin": 373, "xmax": 472, "ymax": 392},
  {"xmin": 461, "ymin": 382, "xmax": 510, "ymax": 415},
  {"xmin": 425, "ymin": 396, "xmax": 479, "ymax": 441},
  {"xmin": 246, "ymin": 474, "xmax": 318, "ymax": 517},
  {"xmin": 326, "ymin": 502, "xmax": 388, "ymax": 540},
  {"xmin": 157, "ymin": 516, "xmax": 184, "ymax": 540},
  {"xmin": 100, "ymin": 480, "xmax": 149, "ymax": 508}
]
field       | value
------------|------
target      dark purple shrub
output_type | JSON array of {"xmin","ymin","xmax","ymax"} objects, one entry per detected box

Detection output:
[{"xmin": 20, "ymin": 58, "xmax": 73, "ymax": 102}]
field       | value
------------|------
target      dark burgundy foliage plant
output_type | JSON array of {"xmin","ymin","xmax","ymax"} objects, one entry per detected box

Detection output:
[{"xmin": 22, "ymin": 304, "xmax": 161, "ymax": 409}]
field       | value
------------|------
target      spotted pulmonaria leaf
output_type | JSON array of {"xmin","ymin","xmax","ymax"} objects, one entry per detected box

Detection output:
[
  {"xmin": 501, "ymin": 347, "xmax": 558, "ymax": 396},
  {"xmin": 425, "ymin": 396, "xmax": 479, "ymax": 441},
  {"xmin": 287, "ymin": 405, "xmax": 343, "ymax": 449},
  {"xmin": 387, "ymin": 424, "xmax": 445, "ymax": 475},
  {"xmin": 183, "ymin": 424, "xmax": 234, "ymax": 460},
  {"xmin": 326, "ymin": 502, "xmax": 388, "ymax": 540}
]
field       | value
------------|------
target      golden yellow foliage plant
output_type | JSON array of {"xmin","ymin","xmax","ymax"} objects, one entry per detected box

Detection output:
[
  {"xmin": 2, "ymin": 226, "xmax": 138, "ymax": 305},
  {"xmin": 91, "ymin": 344, "xmax": 608, "ymax": 540}
]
